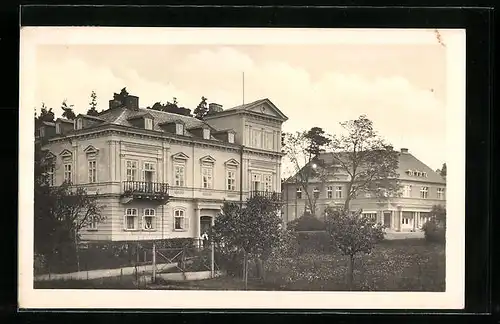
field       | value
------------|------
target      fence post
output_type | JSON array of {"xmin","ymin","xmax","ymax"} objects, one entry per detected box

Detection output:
[
  {"xmin": 211, "ymin": 241, "xmax": 215, "ymax": 278},
  {"xmin": 152, "ymin": 241, "xmax": 156, "ymax": 283}
]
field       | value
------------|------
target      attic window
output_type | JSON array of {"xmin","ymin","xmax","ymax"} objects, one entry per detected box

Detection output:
[
  {"xmin": 144, "ymin": 118, "xmax": 153, "ymax": 130},
  {"xmin": 203, "ymin": 128, "xmax": 210, "ymax": 140},
  {"xmin": 228, "ymin": 133, "xmax": 235, "ymax": 143},
  {"xmin": 75, "ymin": 118, "xmax": 83, "ymax": 130},
  {"xmin": 176, "ymin": 123, "xmax": 184, "ymax": 135}
]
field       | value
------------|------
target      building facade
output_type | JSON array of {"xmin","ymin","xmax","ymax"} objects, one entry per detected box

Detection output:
[
  {"xmin": 282, "ymin": 149, "xmax": 446, "ymax": 232},
  {"xmin": 36, "ymin": 92, "xmax": 288, "ymax": 242}
]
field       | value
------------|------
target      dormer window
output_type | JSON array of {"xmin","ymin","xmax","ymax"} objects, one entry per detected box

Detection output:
[
  {"xmin": 228, "ymin": 132, "xmax": 235, "ymax": 143},
  {"xmin": 203, "ymin": 128, "xmax": 210, "ymax": 140},
  {"xmin": 75, "ymin": 118, "xmax": 83, "ymax": 130},
  {"xmin": 39, "ymin": 127, "xmax": 45, "ymax": 137},
  {"xmin": 176, "ymin": 123, "xmax": 184, "ymax": 135},
  {"xmin": 144, "ymin": 117, "xmax": 153, "ymax": 130},
  {"xmin": 55, "ymin": 123, "xmax": 61, "ymax": 134}
]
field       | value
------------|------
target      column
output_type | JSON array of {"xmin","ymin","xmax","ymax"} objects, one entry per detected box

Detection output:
[
  {"xmin": 109, "ymin": 141, "xmax": 115, "ymax": 182},
  {"xmin": 398, "ymin": 210, "xmax": 402, "ymax": 232},
  {"xmin": 72, "ymin": 143, "xmax": 78, "ymax": 184},
  {"xmin": 163, "ymin": 144, "xmax": 168, "ymax": 184}
]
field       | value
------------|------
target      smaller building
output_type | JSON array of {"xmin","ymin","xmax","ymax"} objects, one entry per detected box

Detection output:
[{"xmin": 282, "ymin": 148, "xmax": 446, "ymax": 232}]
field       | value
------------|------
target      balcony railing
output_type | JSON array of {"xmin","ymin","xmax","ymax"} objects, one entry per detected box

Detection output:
[
  {"xmin": 249, "ymin": 190, "xmax": 282, "ymax": 202},
  {"xmin": 122, "ymin": 181, "xmax": 170, "ymax": 201}
]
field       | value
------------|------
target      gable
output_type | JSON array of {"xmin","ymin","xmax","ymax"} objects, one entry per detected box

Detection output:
[
  {"xmin": 83, "ymin": 145, "xmax": 99, "ymax": 155},
  {"xmin": 59, "ymin": 149, "xmax": 73, "ymax": 158},
  {"xmin": 171, "ymin": 152, "xmax": 189, "ymax": 161},
  {"xmin": 200, "ymin": 155, "xmax": 216, "ymax": 164},
  {"xmin": 224, "ymin": 158, "xmax": 240, "ymax": 167},
  {"xmin": 246, "ymin": 99, "xmax": 288, "ymax": 121}
]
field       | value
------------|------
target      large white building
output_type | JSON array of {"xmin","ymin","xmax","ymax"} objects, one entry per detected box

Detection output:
[{"xmin": 36, "ymin": 90, "xmax": 288, "ymax": 242}]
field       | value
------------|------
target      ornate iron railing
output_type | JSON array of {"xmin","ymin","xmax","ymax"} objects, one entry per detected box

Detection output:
[
  {"xmin": 249, "ymin": 190, "xmax": 282, "ymax": 202},
  {"xmin": 122, "ymin": 181, "xmax": 169, "ymax": 195}
]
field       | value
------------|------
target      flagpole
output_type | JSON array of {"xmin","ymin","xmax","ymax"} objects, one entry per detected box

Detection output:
[{"xmin": 242, "ymin": 72, "xmax": 245, "ymax": 105}]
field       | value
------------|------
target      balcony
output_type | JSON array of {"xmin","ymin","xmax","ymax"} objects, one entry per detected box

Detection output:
[
  {"xmin": 121, "ymin": 181, "xmax": 170, "ymax": 203},
  {"xmin": 249, "ymin": 190, "xmax": 283, "ymax": 203}
]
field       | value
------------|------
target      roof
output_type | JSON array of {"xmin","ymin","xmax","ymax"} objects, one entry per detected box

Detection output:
[
  {"xmin": 55, "ymin": 118, "xmax": 74, "ymax": 124},
  {"xmin": 286, "ymin": 150, "xmax": 445, "ymax": 185},
  {"xmin": 207, "ymin": 98, "xmax": 288, "ymax": 121},
  {"xmin": 91, "ymin": 106, "xmax": 221, "ymax": 139}
]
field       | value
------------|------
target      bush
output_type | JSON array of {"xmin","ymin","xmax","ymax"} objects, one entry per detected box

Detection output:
[
  {"xmin": 214, "ymin": 249, "xmax": 244, "ymax": 277},
  {"xmin": 422, "ymin": 220, "xmax": 445, "ymax": 243},
  {"xmin": 296, "ymin": 231, "xmax": 332, "ymax": 254},
  {"xmin": 287, "ymin": 213, "xmax": 326, "ymax": 231}
]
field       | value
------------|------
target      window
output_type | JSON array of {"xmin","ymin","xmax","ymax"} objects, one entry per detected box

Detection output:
[
  {"xmin": 126, "ymin": 160, "xmax": 138, "ymax": 181},
  {"xmin": 402, "ymin": 217, "xmax": 410, "ymax": 225},
  {"xmin": 174, "ymin": 164, "xmax": 185, "ymax": 186},
  {"xmin": 252, "ymin": 129, "xmax": 261, "ymax": 148},
  {"xmin": 327, "ymin": 186, "xmax": 333, "ymax": 198},
  {"xmin": 263, "ymin": 174, "xmax": 272, "ymax": 192},
  {"xmin": 363, "ymin": 213, "xmax": 377, "ymax": 221},
  {"xmin": 203, "ymin": 128, "xmax": 210, "ymax": 140},
  {"xmin": 335, "ymin": 186, "xmax": 343, "ymax": 199},
  {"xmin": 227, "ymin": 169, "xmax": 236, "ymax": 191},
  {"xmin": 296, "ymin": 187, "xmax": 302, "ymax": 199},
  {"xmin": 174, "ymin": 209, "xmax": 189, "ymax": 231},
  {"xmin": 88, "ymin": 216, "xmax": 98, "ymax": 230},
  {"xmin": 313, "ymin": 187, "xmax": 320, "ymax": 199},
  {"xmin": 88, "ymin": 160, "xmax": 97, "ymax": 183},
  {"xmin": 45, "ymin": 163, "xmax": 55, "ymax": 186},
  {"xmin": 63, "ymin": 163, "xmax": 72, "ymax": 183},
  {"xmin": 202, "ymin": 166, "xmax": 213, "ymax": 189},
  {"xmin": 263, "ymin": 131, "xmax": 273, "ymax": 150},
  {"xmin": 403, "ymin": 185, "xmax": 412, "ymax": 198},
  {"xmin": 55, "ymin": 123, "xmax": 61, "ymax": 134},
  {"xmin": 176, "ymin": 123, "xmax": 184, "ymax": 135},
  {"xmin": 420, "ymin": 186, "xmax": 429, "ymax": 199},
  {"xmin": 124, "ymin": 208, "xmax": 138, "ymax": 230},
  {"xmin": 252, "ymin": 174, "xmax": 262, "ymax": 192},
  {"xmin": 228, "ymin": 133, "xmax": 235, "ymax": 143},
  {"xmin": 39, "ymin": 127, "xmax": 45, "ymax": 137},
  {"xmin": 437, "ymin": 188, "xmax": 445, "ymax": 199},
  {"xmin": 144, "ymin": 118, "xmax": 153, "ymax": 130},
  {"xmin": 75, "ymin": 118, "xmax": 83, "ymax": 130},
  {"xmin": 143, "ymin": 208, "xmax": 156, "ymax": 230},
  {"xmin": 143, "ymin": 162, "xmax": 156, "ymax": 183}
]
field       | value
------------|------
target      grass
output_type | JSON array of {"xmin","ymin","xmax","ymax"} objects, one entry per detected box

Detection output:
[{"xmin": 34, "ymin": 238, "xmax": 445, "ymax": 291}]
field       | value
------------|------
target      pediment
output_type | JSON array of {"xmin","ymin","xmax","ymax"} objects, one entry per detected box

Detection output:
[
  {"xmin": 171, "ymin": 152, "xmax": 189, "ymax": 161},
  {"xmin": 200, "ymin": 155, "xmax": 216, "ymax": 164},
  {"xmin": 83, "ymin": 145, "xmax": 99, "ymax": 155},
  {"xmin": 59, "ymin": 149, "xmax": 73, "ymax": 158},
  {"xmin": 224, "ymin": 158, "xmax": 239, "ymax": 167},
  {"xmin": 246, "ymin": 99, "xmax": 288, "ymax": 121},
  {"xmin": 44, "ymin": 151, "xmax": 56, "ymax": 160}
]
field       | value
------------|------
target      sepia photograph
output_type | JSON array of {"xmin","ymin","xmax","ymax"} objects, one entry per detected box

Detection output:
[{"xmin": 19, "ymin": 27, "xmax": 465, "ymax": 309}]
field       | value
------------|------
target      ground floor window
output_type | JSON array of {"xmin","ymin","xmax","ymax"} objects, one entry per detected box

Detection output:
[
  {"xmin": 174, "ymin": 209, "xmax": 189, "ymax": 231},
  {"xmin": 362, "ymin": 212, "xmax": 377, "ymax": 221},
  {"xmin": 143, "ymin": 208, "xmax": 156, "ymax": 230},
  {"xmin": 124, "ymin": 208, "xmax": 138, "ymax": 230}
]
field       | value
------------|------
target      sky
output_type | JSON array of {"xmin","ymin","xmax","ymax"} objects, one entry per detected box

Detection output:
[{"xmin": 33, "ymin": 31, "xmax": 447, "ymax": 174}]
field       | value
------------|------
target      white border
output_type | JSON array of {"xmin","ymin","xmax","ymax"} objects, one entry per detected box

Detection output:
[{"xmin": 18, "ymin": 27, "xmax": 465, "ymax": 310}]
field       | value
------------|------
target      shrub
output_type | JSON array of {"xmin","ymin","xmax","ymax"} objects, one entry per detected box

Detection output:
[
  {"xmin": 296, "ymin": 231, "xmax": 332, "ymax": 254},
  {"xmin": 422, "ymin": 220, "xmax": 445, "ymax": 243},
  {"xmin": 287, "ymin": 212, "xmax": 326, "ymax": 231}
]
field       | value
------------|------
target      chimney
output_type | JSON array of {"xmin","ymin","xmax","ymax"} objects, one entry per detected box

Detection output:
[
  {"xmin": 401, "ymin": 148, "xmax": 409, "ymax": 153},
  {"xmin": 125, "ymin": 95, "xmax": 139, "ymax": 110},
  {"xmin": 208, "ymin": 103, "xmax": 223, "ymax": 113}
]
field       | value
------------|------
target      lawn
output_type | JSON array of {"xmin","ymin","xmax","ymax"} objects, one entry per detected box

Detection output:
[{"xmin": 35, "ymin": 238, "xmax": 445, "ymax": 291}]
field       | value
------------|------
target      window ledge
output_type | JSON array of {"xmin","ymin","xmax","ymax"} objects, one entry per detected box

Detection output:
[
  {"xmin": 173, "ymin": 229, "xmax": 188, "ymax": 232},
  {"xmin": 87, "ymin": 229, "xmax": 98, "ymax": 232},
  {"xmin": 123, "ymin": 229, "xmax": 140, "ymax": 232},
  {"xmin": 142, "ymin": 229, "xmax": 157, "ymax": 232}
]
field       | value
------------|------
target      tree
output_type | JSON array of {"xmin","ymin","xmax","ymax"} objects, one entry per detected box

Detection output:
[
  {"xmin": 210, "ymin": 195, "xmax": 283, "ymax": 289},
  {"xmin": 324, "ymin": 206, "xmax": 385, "ymax": 290},
  {"xmin": 193, "ymin": 96, "xmax": 208, "ymax": 120},
  {"xmin": 61, "ymin": 100, "xmax": 76, "ymax": 120},
  {"xmin": 282, "ymin": 127, "xmax": 331, "ymax": 215},
  {"xmin": 37, "ymin": 103, "xmax": 55, "ymax": 123},
  {"xmin": 422, "ymin": 205, "xmax": 446, "ymax": 243},
  {"xmin": 325, "ymin": 115, "xmax": 400, "ymax": 211},
  {"xmin": 34, "ymin": 142, "xmax": 105, "ymax": 271},
  {"xmin": 87, "ymin": 90, "xmax": 99, "ymax": 116},
  {"xmin": 440, "ymin": 163, "xmax": 447, "ymax": 178}
]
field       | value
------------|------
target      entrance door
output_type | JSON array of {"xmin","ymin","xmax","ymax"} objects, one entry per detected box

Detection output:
[
  {"xmin": 401, "ymin": 211, "xmax": 413, "ymax": 231},
  {"xmin": 200, "ymin": 216, "xmax": 212, "ymax": 236},
  {"xmin": 383, "ymin": 212, "xmax": 391, "ymax": 228},
  {"xmin": 252, "ymin": 174, "xmax": 262, "ymax": 194}
]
